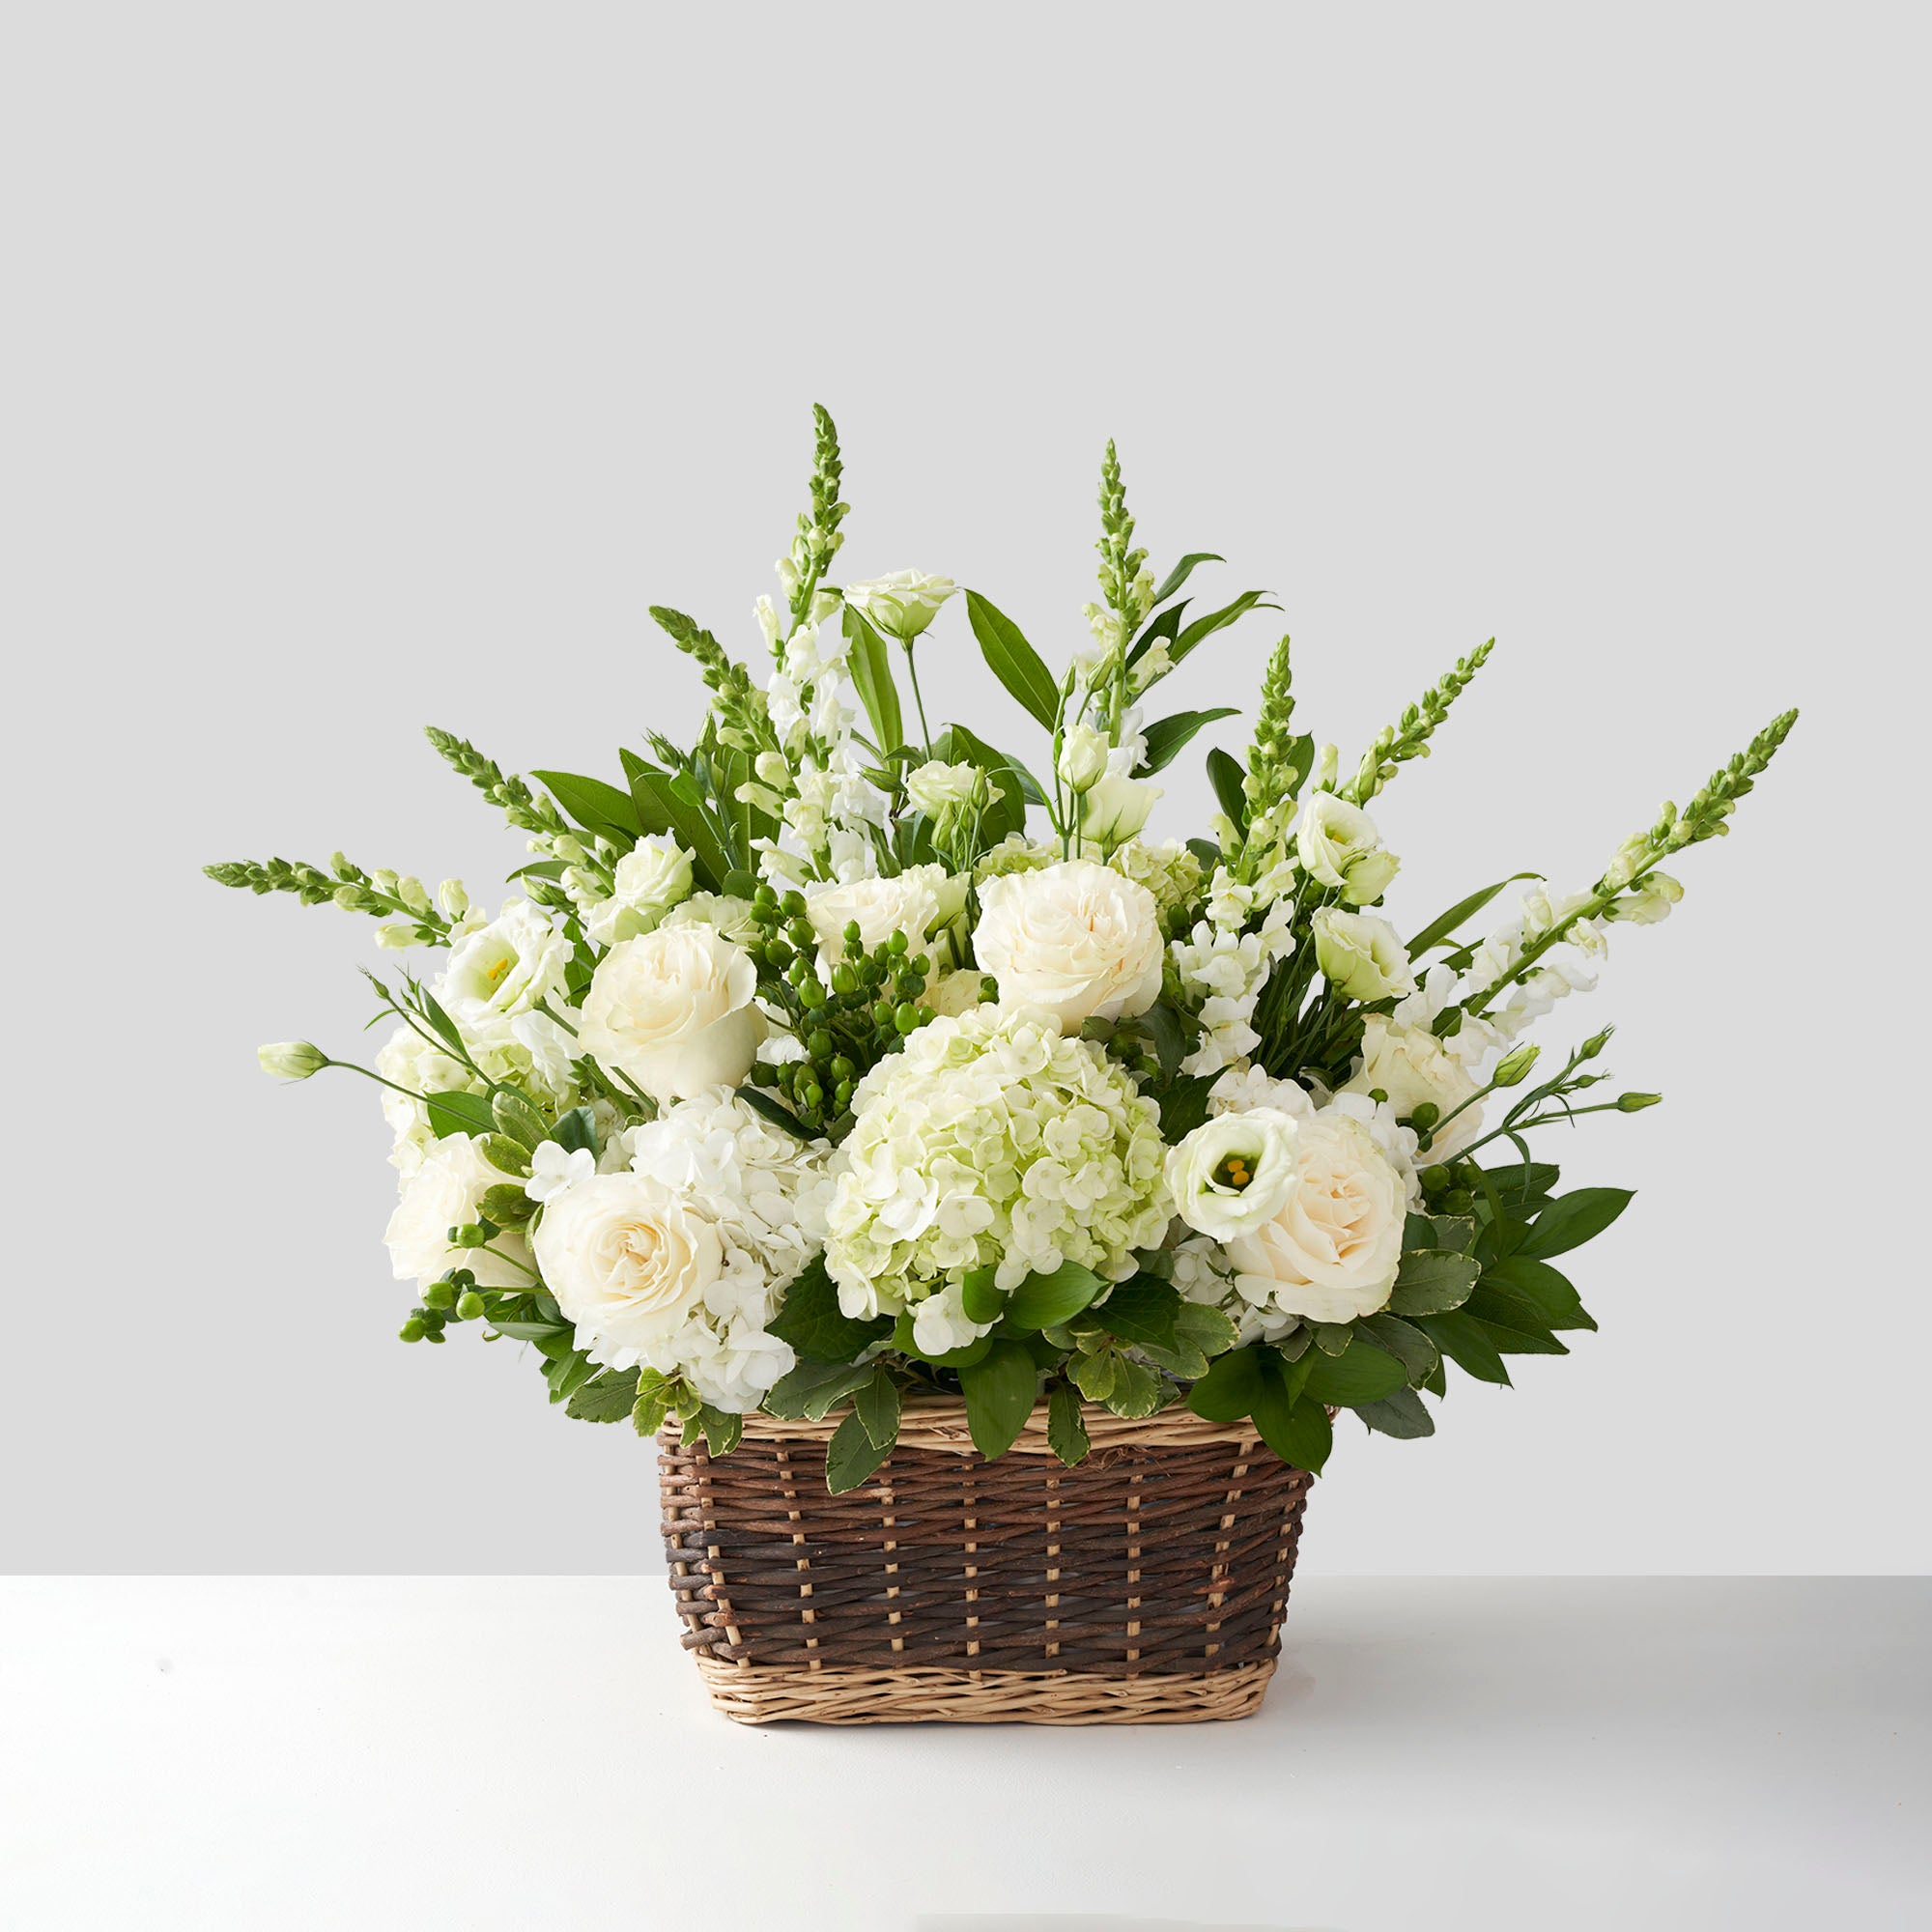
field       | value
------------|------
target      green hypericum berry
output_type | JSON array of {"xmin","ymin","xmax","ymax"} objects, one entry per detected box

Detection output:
[
  {"xmin": 830, "ymin": 963, "xmax": 857, "ymax": 996},
  {"xmin": 831, "ymin": 1054, "xmax": 855, "ymax": 1081},
  {"xmin": 753, "ymin": 884, "xmax": 778, "ymax": 912},
  {"xmin": 399, "ymin": 1317, "xmax": 426, "ymax": 1343},
  {"xmin": 798, "ymin": 978, "xmax": 825, "ymax": 1009},
  {"xmin": 843, "ymin": 919, "xmax": 863, "ymax": 950},
  {"xmin": 787, "ymin": 918, "xmax": 815, "ymax": 951},
  {"xmin": 1419, "ymin": 1165, "xmax": 1452, "ymax": 1195},
  {"xmin": 888, "ymin": 930, "xmax": 908, "ymax": 955},
  {"xmin": 455, "ymin": 1291, "xmax": 485, "ymax": 1321},
  {"xmin": 809, "ymin": 1030, "xmax": 834, "ymax": 1060},
  {"xmin": 423, "ymin": 1279, "xmax": 458, "ymax": 1311},
  {"xmin": 873, "ymin": 1001, "xmax": 895, "ymax": 1026},
  {"xmin": 894, "ymin": 1003, "xmax": 919, "ymax": 1034},
  {"xmin": 835, "ymin": 1079, "xmax": 853, "ymax": 1108},
  {"xmin": 781, "ymin": 891, "xmax": 807, "ymax": 918}
]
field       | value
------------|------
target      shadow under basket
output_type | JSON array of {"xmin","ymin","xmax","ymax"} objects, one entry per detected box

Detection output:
[{"xmin": 658, "ymin": 1398, "xmax": 1314, "ymax": 1725}]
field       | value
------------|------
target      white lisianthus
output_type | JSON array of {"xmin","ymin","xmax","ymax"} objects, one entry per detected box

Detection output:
[
  {"xmin": 904, "ymin": 760, "xmax": 980, "ymax": 817},
  {"xmin": 662, "ymin": 892, "xmax": 761, "ymax": 946},
  {"xmin": 384, "ymin": 1134, "xmax": 530, "ymax": 1289},
  {"xmin": 1294, "ymin": 794, "xmax": 1400, "ymax": 905},
  {"xmin": 841, "ymin": 570, "xmax": 957, "ymax": 641},
  {"xmin": 974, "ymin": 860, "xmax": 1163, "ymax": 1034},
  {"xmin": 578, "ymin": 925, "xmax": 765, "ymax": 1103},
  {"xmin": 1343, "ymin": 1013, "xmax": 1484, "ymax": 1157},
  {"xmin": 823, "ymin": 1004, "xmax": 1170, "ymax": 1314},
  {"xmin": 1223, "ymin": 1114, "xmax": 1406, "ymax": 1322},
  {"xmin": 1165, "ymin": 1107, "xmax": 1302, "ymax": 1240},
  {"xmin": 1312, "ymin": 908, "xmax": 1416, "ymax": 1001},
  {"xmin": 1078, "ymin": 774, "xmax": 1160, "ymax": 854},
  {"xmin": 1057, "ymin": 724, "xmax": 1110, "ymax": 794},
  {"xmin": 526, "ymin": 1141, "xmax": 595, "ymax": 1203},
  {"xmin": 582, "ymin": 839, "xmax": 694, "ymax": 947},
  {"xmin": 438, "ymin": 899, "xmax": 570, "ymax": 1036},
  {"xmin": 532, "ymin": 1170, "xmax": 724, "ymax": 1354},
  {"xmin": 805, "ymin": 863, "xmax": 954, "ymax": 968}
]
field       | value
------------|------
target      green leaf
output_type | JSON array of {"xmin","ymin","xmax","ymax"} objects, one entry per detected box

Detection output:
[
  {"xmin": 1361, "ymin": 1313, "xmax": 1439, "ymax": 1384},
  {"xmin": 544, "ymin": 1348, "xmax": 597, "ymax": 1406},
  {"xmin": 1140, "ymin": 1298, "xmax": 1240, "ymax": 1378},
  {"xmin": 826, "ymin": 1409, "xmax": 895, "ymax": 1493},
  {"xmin": 1174, "ymin": 590, "xmax": 1277, "ymax": 663},
  {"xmin": 478, "ymin": 1182, "xmax": 534, "ymax": 1227},
  {"xmin": 491, "ymin": 1088, "xmax": 549, "ymax": 1151},
  {"xmin": 1518, "ymin": 1188, "xmax": 1634, "ymax": 1260},
  {"xmin": 1125, "ymin": 597, "xmax": 1189, "ymax": 668},
  {"xmin": 1355, "ymin": 1388, "xmax": 1435, "ymax": 1439},
  {"xmin": 1186, "ymin": 1345, "xmax": 1264, "ymax": 1423},
  {"xmin": 964, "ymin": 591, "xmax": 1059, "ymax": 729},
  {"xmin": 416, "ymin": 985, "xmax": 467, "ymax": 1056},
  {"xmin": 530, "ymin": 770, "xmax": 641, "ymax": 842},
  {"xmin": 734, "ymin": 1085, "xmax": 814, "ymax": 1142},
  {"xmin": 1005, "ymin": 1262, "xmax": 1106, "ymax": 1331},
  {"xmin": 1091, "ymin": 1278, "xmax": 1181, "ymax": 1350},
  {"xmin": 1047, "ymin": 1384, "xmax": 1091, "ymax": 1467},
  {"xmin": 931, "ymin": 722, "xmax": 1028, "ymax": 846},
  {"xmin": 958, "ymin": 1339, "xmax": 1040, "ymax": 1459},
  {"xmin": 1486, "ymin": 1255, "xmax": 1597, "ymax": 1331},
  {"xmin": 424, "ymin": 1090, "xmax": 497, "ymax": 1139},
  {"xmin": 1136, "ymin": 708, "xmax": 1240, "ymax": 777},
  {"xmin": 1431, "ymin": 1214, "xmax": 1477, "ymax": 1254},
  {"xmin": 853, "ymin": 1365, "xmax": 902, "ymax": 1449},
  {"xmin": 1205, "ymin": 746, "xmax": 1249, "ymax": 830},
  {"xmin": 1416, "ymin": 1311, "xmax": 1512, "ymax": 1385},
  {"xmin": 1403, "ymin": 1212, "xmax": 1439, "ymax": 1251},
  {"xmin": 1485, "ymin": 1161, "xmax": 1562, "ymax": 1210},
  {"xmin": 1311, "ymin": 1322, "xmax": 1355, "ymax": 1355},
  {"xmin": 547, "ymin": 1105, "xmax": 598, "ymax": 1157},
  {"xmin": 488, "ymin": 1319, "xmax": 568, "ymax": 1342},
  {"xmin": 959, "ymin": 1265, "xmax": 1005, "ymax": 1324},
  {"xmin": 1102, "ymin": 1355, "xmax": 1164, "ymax": 1419},
  {"xmin": 889, "ymin": 1313, "xmax": 994, "ymax": 1368},
  {"xmin": 1150, "ymin": 551, "xmax": 1224, "ymax": 609},
  {"xmin": 1252, "ymin": 1355, "xmax": 1332, "ymax": 1471},
  {"xmin": 1464, "ymin": 1286, "xmax": 1570, "ymax": 1355},
  {"xmin": 619, "ymin": 750, "xmax": 730, "ymax": 893},
  {"xmin": 1406, "ymin": 874, "xmax": 1544, "ymax": 958},
  {"xmin": 1386, "ymin": 1249, "xmax": 1482, "ymax": 1318},
  {"xmin": 764, "ymin": 1358, "xmax": 875, "ymax": 1422},
  {"xmin": 698, "ymin": 1405, "xmax": 743, "ymax": 1456},
  {"xmin": 1067, "ymin": 1346, "xmax": 1119, "ymax": 1403},
  {"xmin": 842, "ymin": 605, "xmax": 904, "ymax": 755},
  {"xmin": 767, "ymin": 1257, "xmax": 893, "ymax": 1363},
  {"xmin": 1302, "ymin": 1336, "xmax": 1409, "ymax": 1406},
  {"xmin": 1156, "ymin": 1073, "xmax": 1217, "ymax": 1141}
]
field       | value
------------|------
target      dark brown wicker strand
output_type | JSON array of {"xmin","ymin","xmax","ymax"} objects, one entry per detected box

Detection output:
[{"xmin": 657, "ymin": 1398, "xmax": 1314, "ymax": 1722}]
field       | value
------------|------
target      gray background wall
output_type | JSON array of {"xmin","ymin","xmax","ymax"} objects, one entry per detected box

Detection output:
[{"xmin": 5, "ymin": 4, "xmax": 1924, "ymax": 1574}]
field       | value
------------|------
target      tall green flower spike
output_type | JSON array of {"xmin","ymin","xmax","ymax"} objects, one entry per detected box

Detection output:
[{"xmin": 1343, "ymin": 639, "xmax": 1494, "ymax": 806}]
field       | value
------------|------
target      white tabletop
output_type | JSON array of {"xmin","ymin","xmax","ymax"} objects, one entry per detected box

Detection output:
[{"xmin": 2, "ymin": 1577, "xmax": 1925, "ymax": 1930}]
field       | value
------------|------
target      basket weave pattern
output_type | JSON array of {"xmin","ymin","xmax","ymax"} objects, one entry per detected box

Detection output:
[{"xmin": 658, "ymin": 1399, "xmax": 1313, "ymax": 1724}]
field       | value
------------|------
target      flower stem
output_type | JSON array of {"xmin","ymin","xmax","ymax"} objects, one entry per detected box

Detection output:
[{"xmin": 901, "ymin": 642, "xmax": 934, "ymax": 760}]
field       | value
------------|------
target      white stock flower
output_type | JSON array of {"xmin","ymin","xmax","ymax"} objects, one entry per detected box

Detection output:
[
  {"xmin": 1295, "ymin": 794, "xmax": 1400, "ymax": 905},
  {"xmin": 1165, "ymin": 1107, "xmax": 1302, "ymax": 1240},
  {"xmin": 578, "ymin": 925, "xmax": 765, "ymax": 1104},
  {"xmin": 1343, "ymin": 1013, "xmax": 1484, "ymax": 1157},
  {"xmin": 1312, "ymin": 908, "xmax": 1416, "ymax": 1001},
  {"xmin": 437, "ymin": 899, "xmax": 570, "ymax": 1037},
  {"xmin": 805, "ymin": 864, "xmax": 952, "ymax": 967},
  {"xmin": 582, "ymin": 839, "xmax": 694, "ymax": 947},
  {"xmin": 841, "ymin": 570, "xmax": 956, "ymax": 641},
  {"xmin": 384, "ymin": 1134, "xmax": 530, "ymax": 1289},
  {"xmin": 1078, "ymin": 774, "xmax": 1160, "ymax": 854},
  {"xmin": 1223, "ymin": 1113, "xmax": 1406, "ymax": 1323},
  {"xmin": 904, "ymin": 760, "xmax": 980, "ymax": 817},
  {"xmin": 526, "ymin": 1141, "xmax": 595, "ymax": 1203},
  {"xmin": 822, "ymin": 1004, "xmax": 1170, "ymax": 1314},
  {"xmin": 974, "ymin": 860, "xmax": 1163, "ymax": 1033}
]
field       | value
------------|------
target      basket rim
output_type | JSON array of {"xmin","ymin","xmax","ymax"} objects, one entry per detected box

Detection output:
[{"xmin": 730, "ymin": 1394, "xmax": 1266, "ymax": 1456}]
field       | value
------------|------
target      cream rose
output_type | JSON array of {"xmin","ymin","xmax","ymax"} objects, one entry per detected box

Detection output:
[
  {"xmin": 804, "ymin": 864, "xmax": 952, "ymax": 968},
  {"xmin": 582, "ymin": 839, "xmax": 694, "ymax": 948},
  {"xmin": 578, "ymin": 925, "xmax": 765, "ymax": 1103},
  {"xmin": 531, "ymin": 1171, "xmax": 723, "ymax": 1357},
  {"xmin": 1295, "ymin": 794, "xmax": 1400, "ymax": 905},
  {"xmin": 1224, "ymin": 1113, "xmax": 1406, "ymax": 1322},
  {"xmin": 1165, "ymin": 1107, "xmax": 1302, "ymax": 1240},
  {"xmin": 1313, "ymin": 908, "xmax": 1416, "ymax": 1001},
  {"xmin": 972, "ymin": 860, "xmax": 1163, "ymax": 1034},
  {"xmin": 384, "ymin": 1134, "xmax": 530, "ymax": 1289},
  {"xmin": 1343, "ymin": 1013, "xmax": 1484, "ymax": 1158}
]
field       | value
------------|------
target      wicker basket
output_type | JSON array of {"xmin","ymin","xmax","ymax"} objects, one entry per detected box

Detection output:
[{"xmin": 657, "ymin": 1396, "xmax": 1314, "ymax": 1725}]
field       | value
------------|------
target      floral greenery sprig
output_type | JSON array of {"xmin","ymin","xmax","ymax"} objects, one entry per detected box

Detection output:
[{"xmin": 214, "ymin": 404, "xmax": 1798, "ymax": 1496}]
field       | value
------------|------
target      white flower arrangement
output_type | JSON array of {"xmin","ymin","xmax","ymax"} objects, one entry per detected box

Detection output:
[{"xmin": 212, "ymin": 408, "xmax": 1797, "ymax": 1486}]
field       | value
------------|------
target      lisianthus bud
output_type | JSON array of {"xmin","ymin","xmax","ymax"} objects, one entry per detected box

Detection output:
[
  {"xmin": 1057, "ymin": 724, "xmax": 1109, "ymax": 794},
  {"xmin": 1616, "ymin": 1091, "xmax": 1663, "ymax": 1112},
  {"xmin": 257, "ymin": 1040, "xmax": 328, "ymax": 1080},
  {"xmin": 1492, "ymin": 1043, "xmax": 1541, "ymax": 1087},
  {"xmin": 1078, "ymin": 774, "xmax": 1159, "ymax": 854}
]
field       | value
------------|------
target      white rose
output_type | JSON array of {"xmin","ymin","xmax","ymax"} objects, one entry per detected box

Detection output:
[
  {"xmin": 1224, "ymin": 1114, "xmax": 1406, "ymax": 1322},
  {"xmin": 904, "ymin": 760, "xmax": 980, "ymax": 817},
  {"xmin": 973, "ymin": 860, "xmax": 1164, "ymax": 1034},
  {"xmin": 578, "ymin": 925, "xmax": 765, "ymax": 1103},
  {"xmin": 1312, "ymin": 908, "xmax": 1416, "ymax": 1001},
  {"xmin": 1295, "ymin": 794, "xmax": 1400, "ymax": 905},
  {"xmin": 1057, "ymin": 724, "xmax": 1110, "ymax": 793},
  {"xmin": 1078, "ymin": 773, "xmax": 1160, "ymax": 854},
  {"xmin": 1343, "ymin": 1013, "xmax": 1484, "ymax": 1158},
  {"xmin": 384, "ymin": 1134, "xmax": 530, "ymax": 1289},
  {"xmin": 582, "ymin": 839, "xmax": 694, "ymax": 947},
  {"xmin": 805, "ymin": 864, "xmax": 953, "ymax": 967},
  {"xmin": 1165, "ymin": 1107, "xmax": 1302, "ymax": 1240},
  {"xmin": 437, "ymin": 899, "xmax": 570, "ymax": 1036},
  {"xmin": 531, "ymin": 1171, "xmax": 723, "ymax": 1356},
  {"xmin": 841, "ymin": 569, "xmax": 957, "ymax": 641}
]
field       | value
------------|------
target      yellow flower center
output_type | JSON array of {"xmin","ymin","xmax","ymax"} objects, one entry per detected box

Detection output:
[
  {"xmin": 486, "ymin": 954, "xmax": 514, "ymax": 985},
  {"xmin": 1213, "ymin": 1154, "xmax": 1253, "ymax": 1191}
]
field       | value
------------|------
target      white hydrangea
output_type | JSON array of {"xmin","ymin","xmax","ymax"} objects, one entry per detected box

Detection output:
[
  {"xmin": 1172, "ymin": 1235, "xmax": 1301, "ymax": 1347},
  {"xmin": 1108, "ymin": 838, "xmax": 1204, "ymax": 920},
  {"xmin": 822, "ymin": 1004, "xmax": 1171, "ymax": 1318},
  {"xmin": 373, "ymin": 1011, "xmax": 577, "ymax": 1178}
]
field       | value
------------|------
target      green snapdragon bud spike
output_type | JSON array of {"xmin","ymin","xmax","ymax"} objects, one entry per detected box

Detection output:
[
  {"xmin": 1343, "ymin": 639, "xmax": 1494, "ymax": 807},
  {"xmin": 1244, "ymin": 636, "xmax": 1297, "ymax": 816}
]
